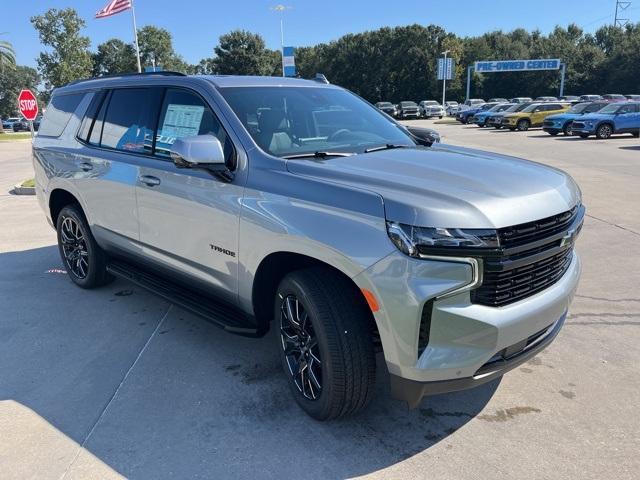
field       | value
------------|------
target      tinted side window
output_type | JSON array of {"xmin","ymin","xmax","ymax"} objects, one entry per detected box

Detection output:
[
  {"xmin": 77, "ymin": 91, "xmax": 106, "ymax": 142},
  {"xmin": 618, "ymin": 105, "xmax": 635, "ymax": 114},
  {"xmin": 101, "ymin": 88, "xmax": 160, "ymax": 154},
  {"xmin": 39, "ymin": 93, "xmax": 85, "ymax": 137},
  {"xmin": 155, "ymin": 88, "xmax": 235, "ymax": 168}
]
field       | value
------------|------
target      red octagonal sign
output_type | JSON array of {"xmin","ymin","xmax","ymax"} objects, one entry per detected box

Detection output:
[{"xmin": 18, "ymin": 89, "xmax": 39, "ymax": 121}]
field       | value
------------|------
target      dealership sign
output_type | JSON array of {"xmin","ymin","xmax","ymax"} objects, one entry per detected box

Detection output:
[
  {"xmin": 282, "ymin": 46, "xmax": 296, "ymax": 77},
  {"xmin": 474, "ymin": 58, "xmax": 561, "ymax": 73}
]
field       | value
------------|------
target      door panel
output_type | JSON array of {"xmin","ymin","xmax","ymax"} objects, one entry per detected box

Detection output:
[{"xmin": 135, "ymin": 87, "xmax": 244, "ymax": 302}]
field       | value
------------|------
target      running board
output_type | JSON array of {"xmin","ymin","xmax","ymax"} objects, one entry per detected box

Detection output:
[{"xmin": 106, "ymin": 261, "xmax": 260, "ymax": 337}]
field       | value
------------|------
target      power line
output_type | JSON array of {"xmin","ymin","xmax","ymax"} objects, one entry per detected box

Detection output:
[{"xmin": 615, "ymin": 0, "xmax": 632, "ymax": 27}]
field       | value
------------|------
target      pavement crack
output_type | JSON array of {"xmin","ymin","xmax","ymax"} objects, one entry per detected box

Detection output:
[
  {"xmin": 575, "ymin": 294, "xmax": 640, "ymax": 303},
  {"xmin": 585, "ymin": 213, "xmax": 640, "ymax": 237},
  {"xmin": 59, "ymin": 304, "xmax": 172, "ymax": 480}
]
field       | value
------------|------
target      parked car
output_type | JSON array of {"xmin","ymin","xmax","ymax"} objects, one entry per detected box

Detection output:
[
  {"xmin": 471, "ymin": 103, "xmax": 513, "ymax": 127},
  {"xmin": 444, "ymin": 101, "xmax": 459, "ymax": 115},
  {"xmin": 571, "ymin": 102, "xmax": 640, "ymax": 139},
  {"xmin": 463, "ymin": 98, "xmax": 485, "ymax": 108},
  {"xmin": 487, "ymin": 98, "xmax": 508, "ymax": 103},
  {"xmin": 559, "ymin": 95, "xmax": 580, "ymax": 102},
  {"xmin": 486, "ymin": 102, "xmax": 533, "ymax": 128},
  {"xmin": 375, "ymin": 101, "xmax": 397, "ymax": 118},
  {"xmin": 510, "ymin": 97, "xmax": 533, "ymax": 104},
  {"xmin": 534, "ymin": 96, "xmax": 558, "ymax": 102},
  {"xmin": 33, "ymin": 73, "xmax": 583, "ymax": 419},
  {"xmin": 542, "ymin": 101, "xmax": 608, "ymax": 136},
  {"xmin": 456, "ymin": 102, "xmax": 499, "ymax": 124},
  {"xmin": 501, "ymin": 102, "xmax": 570, "ymax": 131},
  {"xmin": 2, "ymin": 117, "xmax": 21, "ymax": 130},
  {"xmin": 33, "ymin": 115, "xmax": 43, "ymax": 131},
  {"xmin": 397, "ymin": 101, "xmax": 420, "ymax": 119},
  {"xmin": 602, "ymin": 94, "xmax": 627, "ymax": 102},
  {"xmin": 579, "ymin": 94, "xmax": 603, "ymax": 102},
  {"xmin": 625, "ymin": 95, "xmax": 640, "ymax": 101},
  {"xmin": 419, "ymin": 100, "xmax": 445, "ymax": 118},
  {"xmin": 12, "ymin": 119, "xmax": 31, "ymax": 132}
]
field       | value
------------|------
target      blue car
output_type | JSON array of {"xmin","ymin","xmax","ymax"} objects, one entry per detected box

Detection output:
[
  {"xmin": 571, "ymin": 102, "xmax": 640, "ymax": 139},
  {"xmin": 542, "ymin": 102, "xmax": 608, "ymax": 136},
  {"xmin": 456, "ymin": 102, "xmax": 498, "ymax": 124},
  {"xmin": 471, "ymin": 103, "xmax": 513, "ymax": 127}
]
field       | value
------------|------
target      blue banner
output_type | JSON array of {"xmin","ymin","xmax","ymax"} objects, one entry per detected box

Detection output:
[
  {"xmin": 282, "ymin": 46, "xmax": 296, "ymax": 77},
  {"xmin": 474, "ymin": 59, "xmax": 561, "ymax": 73}
]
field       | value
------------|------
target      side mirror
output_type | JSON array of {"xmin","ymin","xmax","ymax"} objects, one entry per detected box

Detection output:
[
  {"xmin": 405, "ymin": 126, "xmax": 440, "ymax": 146},
  {"xmin": 170, "ymin": 135, "xmax": 226, "ymax": 168}
]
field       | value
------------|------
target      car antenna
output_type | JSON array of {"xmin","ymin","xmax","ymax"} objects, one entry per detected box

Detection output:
[{"xmin": 314, "ymin": 73, "xmax": 330, "ymax": 84}]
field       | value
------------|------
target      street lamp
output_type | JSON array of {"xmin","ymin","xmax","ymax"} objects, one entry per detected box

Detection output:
[
  {"xmin": 441, "ymin": 49, "xmax": 450, "ymax": 106},
  {"xmin": 270, "ymin": 4, "xmax": 292, "ymax": 76}
]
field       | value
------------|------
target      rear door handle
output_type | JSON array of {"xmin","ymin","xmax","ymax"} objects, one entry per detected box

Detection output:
[{"xmin": 139, "ymin": 175, "xmax": 161, "ymax": 187}]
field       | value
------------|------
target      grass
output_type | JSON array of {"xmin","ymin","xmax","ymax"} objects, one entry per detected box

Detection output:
[
  {"xmin": 21, "ymin": 178, "xmax": 35, "ymax": 188},
  {"xmin": 0, "ymin": 132, "xmax": 32, "ymax": 141}
]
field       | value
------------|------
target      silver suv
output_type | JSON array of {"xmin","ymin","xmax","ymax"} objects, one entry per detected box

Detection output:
[{"xmin": 33, "ymin": 73, "xmax": 583, "ymax": 420}]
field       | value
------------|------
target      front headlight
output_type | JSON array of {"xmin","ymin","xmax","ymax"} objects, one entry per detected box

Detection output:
[{"xmin": 386, "ymin": 222, "xmax": 499, "ymax": 257}]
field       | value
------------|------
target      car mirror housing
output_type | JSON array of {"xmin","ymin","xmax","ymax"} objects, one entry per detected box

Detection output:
[{"xmin": 170, "ymin": 135, "xmax": 226, "ymax": 168}]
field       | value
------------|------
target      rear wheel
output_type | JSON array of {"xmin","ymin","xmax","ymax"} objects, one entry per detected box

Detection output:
[
  {"xmin": 56, "ymin": 204, "xmax": 113, "ymax": 289},
  {"xmin": 548, "ymin": 131, "xmax": 558, "ymax": 136},
  {"xmin": 596, "ymin": 124, "xmax": 613, "ymax": 139},
  {"xmin": 517, "ymin": 119, "xmax": 530, "ymax": 131},
  {"xmin": 276, "ymin": 267, "xmax": 376, "ymax": 420}
]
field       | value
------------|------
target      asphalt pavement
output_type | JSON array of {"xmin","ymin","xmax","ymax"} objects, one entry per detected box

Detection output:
[{"xmin": 0, "ymin": 126, "xmax": 638, "ymax": 479}]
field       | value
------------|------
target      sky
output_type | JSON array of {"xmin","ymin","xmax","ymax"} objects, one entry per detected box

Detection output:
[{"xmin": 2, "ymin": 0, "xmax": 638, "ymax": 68}]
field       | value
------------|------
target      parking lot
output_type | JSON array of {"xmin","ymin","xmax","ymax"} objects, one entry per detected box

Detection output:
[{"xmin": 1, "ymin": 124, "xmax": 639, "ymax": 479}]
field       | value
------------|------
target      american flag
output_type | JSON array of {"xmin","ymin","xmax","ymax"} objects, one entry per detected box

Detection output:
[{"xmin": 95, "ymin": 0, "xmax": 132, "ymax": 18}]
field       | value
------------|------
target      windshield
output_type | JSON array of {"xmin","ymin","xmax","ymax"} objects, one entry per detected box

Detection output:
[
  {"xmin": 521, "ymin": 104, "xmax": 541, "ymax": 113},
  {"xmin": 377, "ymin": 102, "xmax": 392, "ymax": 107},
  {"xmin": 401, "ymin": 102, "xmax": 417, "ymax": 107},
  {"xmin": 220, "ymin": 86, "xmax": 416, "ymax": 157},
  {"xmin": 424, "ymin": 101, "xmax": 438, "ymax": 106},
  {"xmin": 505, "ymin": 103, "xmax": 526, "ymax": 112},
  {"xmin": 568, "ymin": 103, "xmax": 590, "ymax": 113},
  {"xmin": 479, "ymin": 103, "xmax": 497, "ymax": 111}
]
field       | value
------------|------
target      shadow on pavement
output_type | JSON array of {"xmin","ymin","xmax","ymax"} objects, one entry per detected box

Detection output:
[
  {"xmin": 0, "ymin": 245, "xmax": 498, "ymax": 479},
  {"xmin": 620, "ymin": 146, "xmax": 640, "ymax": 151}
]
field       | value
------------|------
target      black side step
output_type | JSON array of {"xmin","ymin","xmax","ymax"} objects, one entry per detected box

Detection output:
[{"xmin": 106, "ymin": 261, "xmax": 260, "ymax": 337}]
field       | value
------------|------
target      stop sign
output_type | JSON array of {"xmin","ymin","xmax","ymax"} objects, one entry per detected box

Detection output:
[{"xmin": 18, "ymin": 89, "xmax": 39, "ymax": 121}]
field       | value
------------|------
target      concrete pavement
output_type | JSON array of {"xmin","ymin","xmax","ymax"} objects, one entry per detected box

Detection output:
[{"xmin": 0, "ymin": 128, "xmax": 638, "ymax": 479}]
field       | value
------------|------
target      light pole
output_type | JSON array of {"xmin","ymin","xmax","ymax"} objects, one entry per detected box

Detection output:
[
  {"xmin": 270, "ymin": 5, "xmax": 292, "ymax": 77},
  {"xmin": 441, "ymin": 49, "xmax": 450, "ymax": 106}
]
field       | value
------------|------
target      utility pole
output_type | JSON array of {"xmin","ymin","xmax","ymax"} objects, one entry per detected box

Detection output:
[
  {"xmin": 441, "ymin": 50, "xmax": 450, "ymax": 106},
  {"xmin": 271, "ymin": 5, "xmax": 292, "ymax": 77},
  {"xmin": 615, "ymin": 0, "xmax": 632, "ymax": 27}
]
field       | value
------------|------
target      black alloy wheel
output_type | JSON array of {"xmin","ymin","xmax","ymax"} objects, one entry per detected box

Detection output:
[{"xmin": 60, "ymin": 215, "xmax": 89, "ymax": 279}]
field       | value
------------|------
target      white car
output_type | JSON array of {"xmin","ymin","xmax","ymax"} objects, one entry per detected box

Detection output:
[
  {"xmin": 445, "ymin": 101, "xmax": 459, "ymax": 116},
  {"xmin": 419, "ymin": 100, "xmax": 445, "ymax": 118}
]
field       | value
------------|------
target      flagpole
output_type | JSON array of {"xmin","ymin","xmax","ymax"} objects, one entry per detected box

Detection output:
[{"xmin": 130, "ymin": 0, "xmax": 142, "ymax": 73}]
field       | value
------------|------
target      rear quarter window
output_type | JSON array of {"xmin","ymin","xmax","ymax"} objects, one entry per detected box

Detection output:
[{"xmin": 39, "ymin": 93, "xmax": 85, "ymax": 137}]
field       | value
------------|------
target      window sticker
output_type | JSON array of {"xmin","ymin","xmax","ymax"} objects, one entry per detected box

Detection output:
[{"xmin": 160, "ymin": 104, "xmax": 205, "ymax": 139}]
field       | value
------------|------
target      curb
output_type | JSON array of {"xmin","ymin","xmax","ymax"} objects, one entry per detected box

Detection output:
[{"xmin": 12, "ymin": 183, "xmax": 36, "ymax": 196}]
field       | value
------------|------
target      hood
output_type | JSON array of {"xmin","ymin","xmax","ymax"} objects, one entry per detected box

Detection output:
[
  {"xmin": 546, "ymin": 113, "xmax": 580, "ymax": 121},
  {"xmin": 286, "ymin": 145, "xmax": 580, "ymax": 229}
]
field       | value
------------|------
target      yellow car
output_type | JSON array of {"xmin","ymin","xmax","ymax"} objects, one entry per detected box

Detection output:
[{"xmin": 501, "ymin": 102, "xmax": 570, "ymax": 131}]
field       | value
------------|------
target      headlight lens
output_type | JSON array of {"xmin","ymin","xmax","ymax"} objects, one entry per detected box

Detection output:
[{"xmin": 386, "ymin": 222, "xmax": 499, "ymax": 257}]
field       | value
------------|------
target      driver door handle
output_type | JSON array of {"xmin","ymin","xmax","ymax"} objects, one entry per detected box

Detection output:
[{"xmin": 139, "ymin": 175, "xmax": 161, "ymax": 187}]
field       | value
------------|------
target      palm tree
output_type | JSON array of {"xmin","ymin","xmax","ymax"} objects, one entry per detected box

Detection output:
[{"xmin": 0, "ymin": 38, "xmax": 16, "ymax": 72}]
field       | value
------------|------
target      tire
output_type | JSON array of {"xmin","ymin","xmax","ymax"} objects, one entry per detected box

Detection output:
[
  {"xmin": 563, "ymin": 122, "xmax": 573, "ymax": 136},
  {"xmin": 509, "ymin": 127, "xmax": 516, "ymax": 131},
  {"xmin": 516, "ymin": 119, "xmax": 530, "ymax": 131},
  {"xmin": 439, "ymin": 116, "xmax": 443, "ymax": 119},
  {"xmin": 596, "ymin": 124, "xmax": 613, "ymax": 139},
  {"xmin": 632, "ymin": 131, "xmax": 639, "ymax": 138},
  {"xmin": 56, "ymin": 204, "xmax": 113, "ymax": 289},
  {"xmin": 275, "ymin": 267, "xmax": 376, "ymax": 420},
  {"xmin": 548, "ymin": 131, "xmax": 558, "ymax": 136},
  {"xmin": 579, "ymin": 133, "xmax": 590, "ymax": 138}
]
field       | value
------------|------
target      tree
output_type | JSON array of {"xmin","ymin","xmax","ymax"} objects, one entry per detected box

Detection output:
[
  {"xmin": 0, "ymin": 66, "xmax": 40, "ymax": 119},
  {"xmin": 137, "ymin": 26, "xmax": 189, "ymax": 72},
  {"xmin": 30, "ymin": 8, "xmax": 93, "ymax": 91},
  {"xmin": 93, "ymin": 39, "xmax": 137, "ymax": 76},
  {"xmin": 0, "ymin": 39, "xmax": 16, "ymax": 72},
  {"xmin": 212, "ymin": 30, "xmax": 280, "ymax": 75}
]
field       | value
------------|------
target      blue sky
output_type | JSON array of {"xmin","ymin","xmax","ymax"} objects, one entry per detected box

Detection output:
[{"xmin": 2, "ymin": 1, "xmax": 638, "ymax": 68}]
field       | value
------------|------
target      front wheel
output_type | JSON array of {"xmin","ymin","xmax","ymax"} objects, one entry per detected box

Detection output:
[
  {"xmin": 596, "ymin": 124, "xmax": 613, "ymax": 139},
  {"xmin": 548, "ymin": 131, "xmax": 558, "ymax": 136},
  {"xmin": 563, "ymin": 122, "xmax": 573, "ymax": 136},
  {"xmin": 517, "ymin": 119, "xmax": 530, "ymax": 131},
  {"xmin": 56, "ymin": 204, "xmax": 113, "ymax": 288},
  {"xmin": 276, "ymin": 267, "xmax": 376, "ymax": 420}
]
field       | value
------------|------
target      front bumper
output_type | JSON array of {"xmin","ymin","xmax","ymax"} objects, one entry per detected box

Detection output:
[{"xmin": 353, "ymin": 249, "xmax": 581, "ymax": 406}]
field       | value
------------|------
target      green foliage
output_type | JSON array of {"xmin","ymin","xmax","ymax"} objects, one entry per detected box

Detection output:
[
  {"xmin": 0, "ymin": 66, "xmax": 40, "ymax": 118},
  {"xmin": 30, "ymin": 8, "xmax": 93, "ymax": 91},
  {"xmin": 93, "ymin": 39, "xmax": 138, "ymax": 76},
  {"xmin": 137, "ymin": 26, "xmax": 189, "ymax": 72},
  {"xmin": 212, "ymin": 30, "xmax": 280, "ymax": 75},
  {"xmin": 0, "ymin": 39, "xmax": 16, "ymax": 72}
]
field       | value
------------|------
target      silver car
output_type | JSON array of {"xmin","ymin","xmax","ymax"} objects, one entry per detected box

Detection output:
[{"xmin": 33, "ymin": 73, "xmax": 583, "ymax": 420}]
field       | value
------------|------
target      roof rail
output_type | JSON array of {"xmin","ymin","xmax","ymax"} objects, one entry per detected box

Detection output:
[{"xmin": 66, "ymin": 71, "xmax": 187, "ymax": 87}]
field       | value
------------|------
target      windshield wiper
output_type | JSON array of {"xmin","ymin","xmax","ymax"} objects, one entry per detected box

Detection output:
[
  {"xmin": 363, "ymin": 144, "xmax": 412, "ymax": 153},
  {"xmin": 282, "ymin": 151, "xmax": 354, "ymax": 159}
]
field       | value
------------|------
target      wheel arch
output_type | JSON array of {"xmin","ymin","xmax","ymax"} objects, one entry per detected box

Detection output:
[
  {"xmin": 49, "ymin": 188, "xmax": 83, "ymax": 226},
  {"xmin": 250, "ymin": 251, "xmax": 379, "ymax": 341}
]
